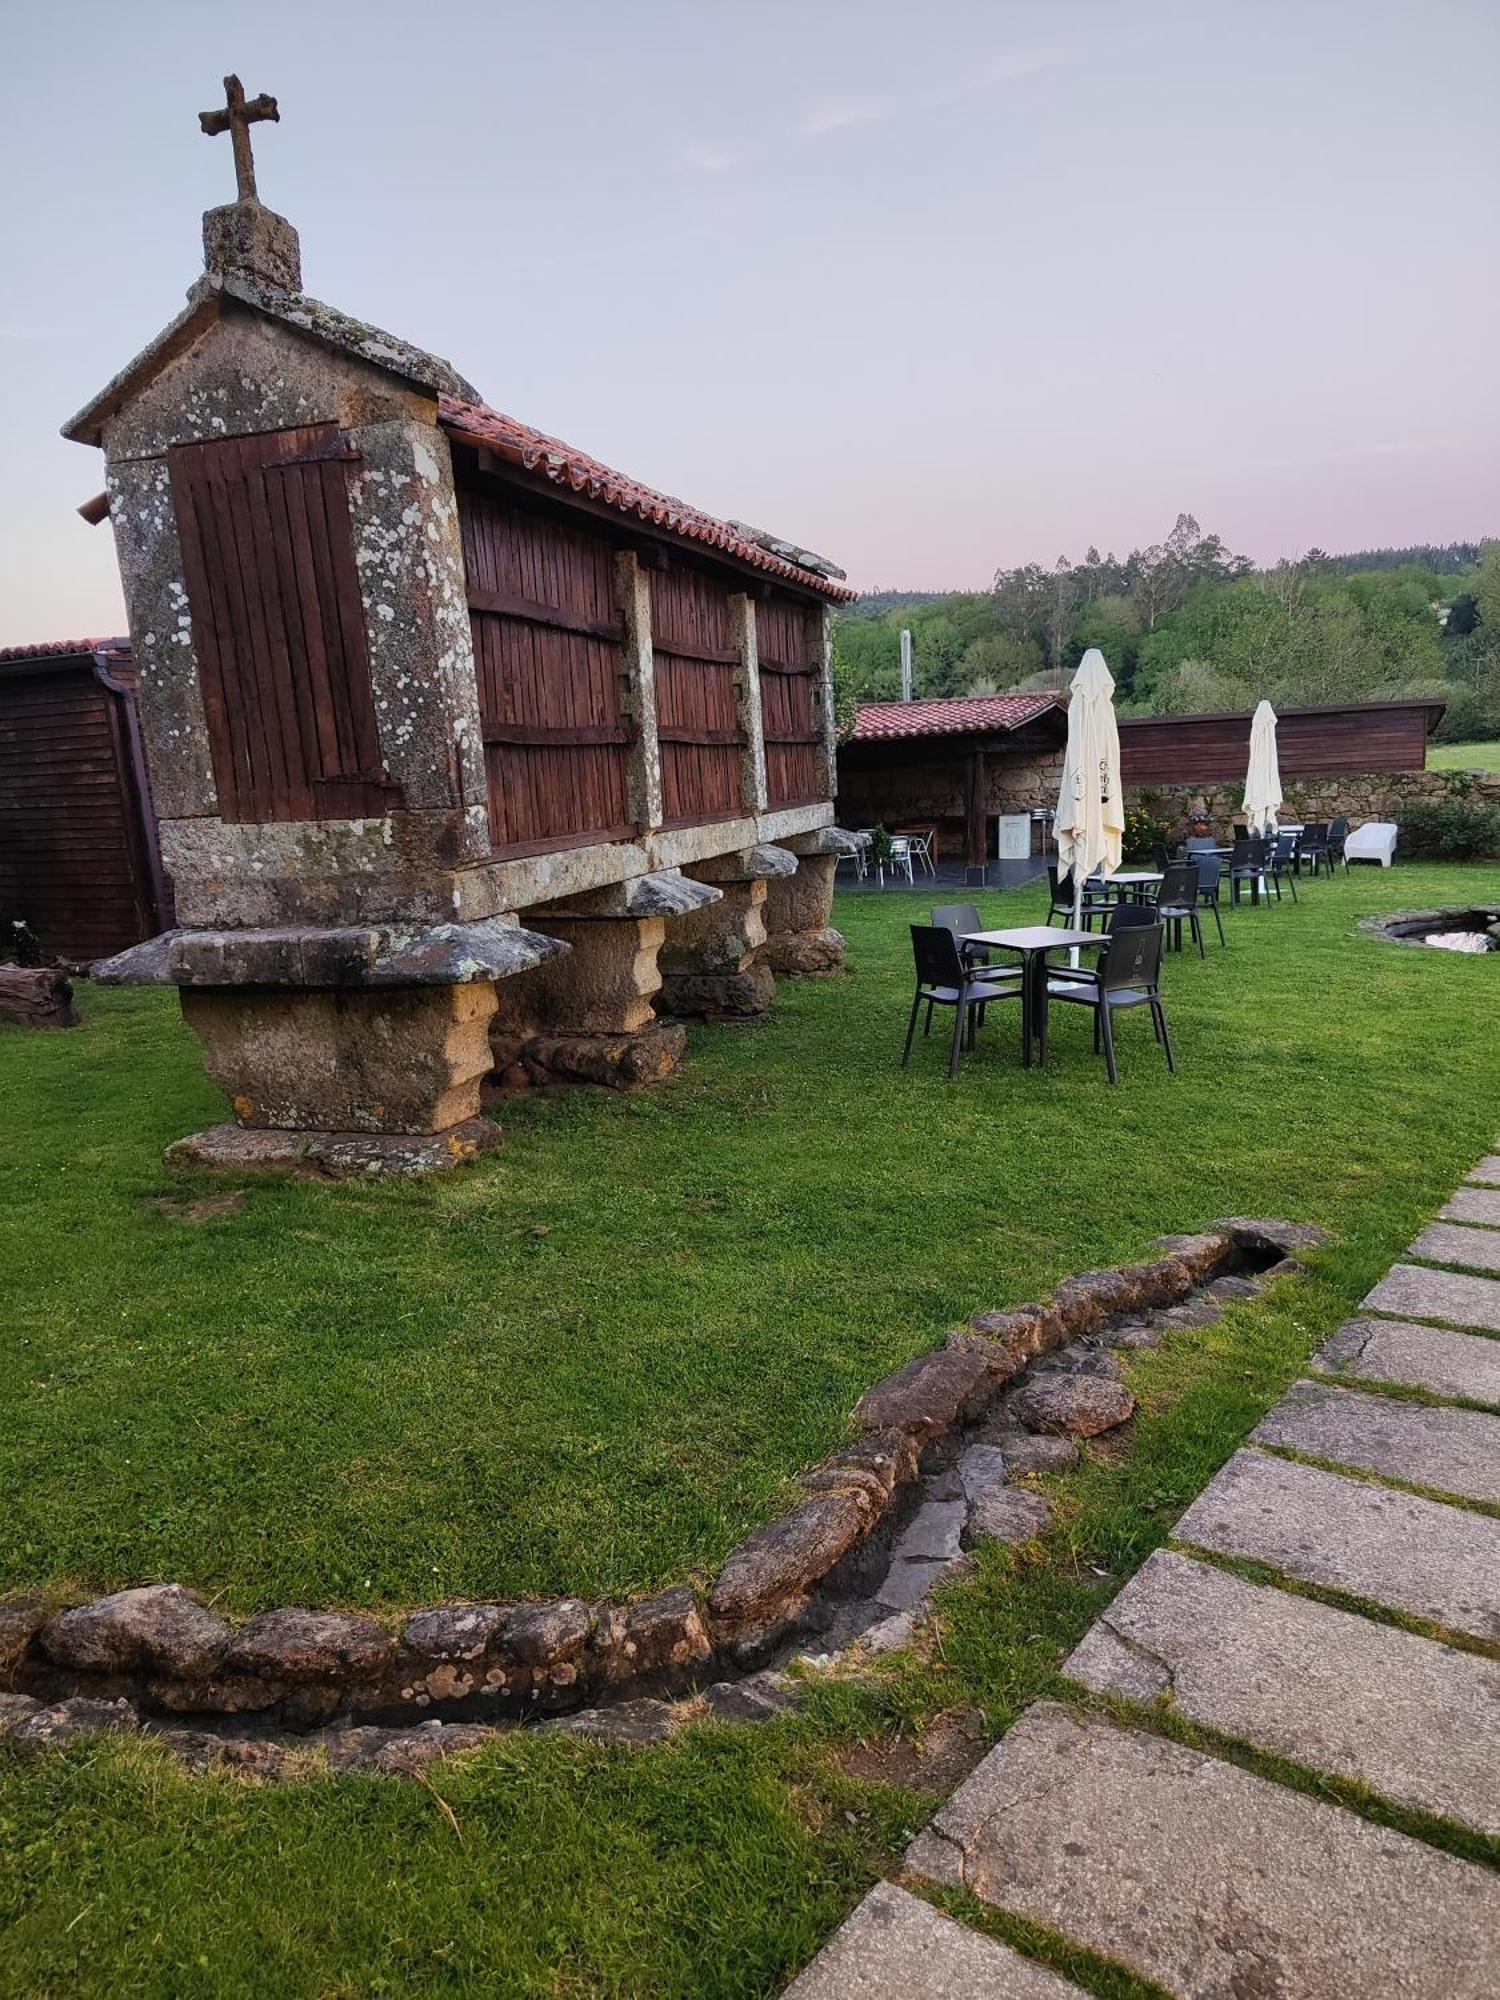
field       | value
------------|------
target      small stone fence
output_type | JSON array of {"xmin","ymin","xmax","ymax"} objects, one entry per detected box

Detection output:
[
  {"xmin": 1128, "ymin": 768, "xmax": 1500, "ymax": 853},
  {"xmin": 0, "ymin": 1219, "xmax": 1324, "ymax": 1776}
]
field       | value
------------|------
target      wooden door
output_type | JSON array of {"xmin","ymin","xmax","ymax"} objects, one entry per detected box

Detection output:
[
  {"xmin": 758, "ymin": 594, "xmax": 824, "ymax": 809},
  {"xmin": 461, "ymin": 492, "xmax": 634, "ymax": 857},
  {"xmin": 650, "ymin": 566, "xmax": 745, "ymax": 826},
  {"xmin": 167, "ymin": 424, "xmax": 392, "ymax": 822}
]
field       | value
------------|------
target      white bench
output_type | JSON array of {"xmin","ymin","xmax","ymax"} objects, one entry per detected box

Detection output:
[{"xmin": 1345, "ymin": 821, "xmax": 1398, "ymax": 867}]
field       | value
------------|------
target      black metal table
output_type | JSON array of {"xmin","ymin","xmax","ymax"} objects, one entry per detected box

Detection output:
[{"xmin": 963, "ymin": 925, "xmax": 1102, "ymax": 1066}]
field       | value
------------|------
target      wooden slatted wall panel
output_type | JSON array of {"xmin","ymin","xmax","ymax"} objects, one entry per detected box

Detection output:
[
  {"xmin": 1119, "ymin": 706, "xmax": 1432, "ymax": 785},
  {"xmin": 167, "ymin": 424, "xmax": 390, "ymax": 823},
  {"xmin": 0, "ymin": 665, "xmax": 154, "ymax": 959},
  {"xmin": 460, "ymin": 491, "xmax": 634, "ymax": 856},
  {"xmin": 757, "ymin": 593, "xmax": 822, "ymax": 808},
  {"xmin": 650, "ymin": 567, "xmax": 745, "ymax": 826}
]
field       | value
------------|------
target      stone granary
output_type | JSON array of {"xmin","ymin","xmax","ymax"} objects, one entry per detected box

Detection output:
[{"xmin": 69, "ymin": 80, "xmax": 855, "ymax": 1173}]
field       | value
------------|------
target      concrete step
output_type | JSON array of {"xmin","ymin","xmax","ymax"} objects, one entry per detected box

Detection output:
[
  {"xmin": 1441, "ymin": 1186, "xmax": 1500, "ymax": 1229},
  {"xmin": 1172, "ymin": 1449, "xmax": 1500, "ymax": 1643},
  {"xmin": 906, "ymin": 1703, "xmax": 1500, "ymax": 1999},
  {"xmin": 783, "ymin": 1880, "xmax": 1086, "ymax": 1998},
  {"xmin": 1312, "ymin": 1316, "xmax": 1500, "ymax": 1406},
  {"xmin": 1253, "ymin": 1379, "xmax": 1500, "ymax": 1504},
  {"xmin": 1409, "ymin": 1221, "xmax": 1500, "ymax": 1276},
  {"xmin": 1065, "ymin": 1548, "xmax": 1500, "ymax": 1836},
  {"xmin": 1363, "ymin": 1263, "xmax": 1500, "ymax": 1335}
]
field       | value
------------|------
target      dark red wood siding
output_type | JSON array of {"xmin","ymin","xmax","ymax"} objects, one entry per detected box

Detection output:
[
  {"xmin": 0, "ymin": 658, "xmax": 160, "ymax": 961},
  {"xmin": 650, "ymin": 566, "xmax": 745, "ymax": 826},
  {"xmin": 757, "ymin": 594, "xmax": 823, "ymax": 808},
  {"xmin": 1120, "ymin": 704, "xmax": 1436, "ymax": 785},
  {"xmin": 460, "ymin": 491, "xmax": 634, "ymax": 857},
  {"xmin": 167, "ymin": 424, "xmax": 391, "ymax": 823}
]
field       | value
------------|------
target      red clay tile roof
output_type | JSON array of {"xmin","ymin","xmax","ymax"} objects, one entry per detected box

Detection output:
[
  {"xmin": 850, "ymin": 692, "xmax": 1066, "ymax": 742},
  {"xmin": 438, "ymin": 396, "xmax": 856, "ymax": 603},
  {"xmin": 0, "ymin": 637, "xmax": 130, "ymax": 664}
]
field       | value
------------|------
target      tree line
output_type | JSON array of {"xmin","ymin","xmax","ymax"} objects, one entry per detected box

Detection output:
[{"xmin": 835, "ymin": 521, "xmax": 1500, "ymax": 743}]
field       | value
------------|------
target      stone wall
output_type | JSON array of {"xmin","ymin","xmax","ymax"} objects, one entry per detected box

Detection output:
[{"xmin": 1125, "ymin": 768, "xmax": 1500, "ymax": 855}]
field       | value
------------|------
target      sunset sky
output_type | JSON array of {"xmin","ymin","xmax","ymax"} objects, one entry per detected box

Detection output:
[{"xmin": 2, "ymin": 0, "xmax": 1496, "ymax": 641}]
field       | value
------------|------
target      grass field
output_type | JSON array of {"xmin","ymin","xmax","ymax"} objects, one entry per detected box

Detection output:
[
  {"xmin": 1429, "ymin": 740, "xmax": 1500, "ymax": 770},
  {"xmin": 2, "ymin": 864, "xmax": 1499, "ymax": 1996},
  {"xmin": 3, "ymin": 865, "xmax": 1500, "ymax": 1615}
]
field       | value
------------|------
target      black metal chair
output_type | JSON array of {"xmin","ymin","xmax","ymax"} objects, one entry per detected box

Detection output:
[
  {"xmin": 1189, "ymin": 850, "xmax": 1228, "ymax": 946},
  {"xmin": 1227, "ymin": 835, "xmax": 1270, "ymax": 905},
  {"xmin": 1151, "ymin": 841, "xmax": 1175, "ymax": 873},
  {"xmin": 902, "ymin": 925, "xmax": 1024, "ymax": 1080},
  {"xmin": 1107, "ymin": 899, "xmax": 1158, "ymax": 932},
  {"xmin": 1155, "ymin": 860, "xmax": 1207, "ymax": 957},
  {"xmin": 1047, "ymin": 864, "xmax": 1114, "ymax": 930},
  {"xmin": 1043, "ymin": 922, "xmax": 1176, "ymax": 1085},
  {"xmin": 1327, "ymin": 816, "xmax": 1349, "ymax": 873},
  {"xmin": 928, "ymin": 903, "xmax": 1024, "ymax": 1035},
  {"xmin": 1265, "ymin": 831, "xmax": 1300, "ymax": 903},
  {"xmin": 1299, "ymin": 822, "xmax": 1331, "ymax": 877}
]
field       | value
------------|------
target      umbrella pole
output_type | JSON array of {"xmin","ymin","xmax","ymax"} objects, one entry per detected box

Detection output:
[{"xmin": 1071, "ymin": 875, "xmax": 1083, "ymax": 969}]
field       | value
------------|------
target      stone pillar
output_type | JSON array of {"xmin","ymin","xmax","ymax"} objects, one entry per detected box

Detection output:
[
  {"xmin": 489, "ymin": 872, "xmax": 720, "ymax": 1090},
  {"xmin": 657, "ymin": 846, "xmax": 796, "ymax": 1018},
  {"xmin": 760, "ymin": 827, "xmax": 858, "ymax": 976}
]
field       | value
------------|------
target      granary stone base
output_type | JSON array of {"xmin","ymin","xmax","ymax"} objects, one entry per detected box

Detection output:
[
  {"xmin": 487, "ymin": 1021, "xmax": 688, "ymax": 1095},
  {"xmin": 658, "ymin": 860, "xmax": 780, "ymax": 1018},
  {"xmin": 760, "ymin": 853, "xmax": 847, "ymax": 978},
  {"xmin": 179, "ymin": 983, "xmax": 498, "ymax": 1135},
  {"xmin": 164, "ymin": 1118, "xmax": 502, "ymax": 1179}
]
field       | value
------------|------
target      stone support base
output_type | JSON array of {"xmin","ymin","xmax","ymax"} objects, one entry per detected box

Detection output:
[
  {"xmin": 490, "ymin": 912, "xmax": 687, "ymax": 1090},
  {"xmin": 760, "ymin": 854, "xmax": 846, "ymax": 978},
  {"xmin": 658, "ymin": 878, "xmax": 774, "ymax": 1019},
  {"xmin": 179, "ymin": 983, "xmax": 498, "ymax": 1136},
  {"xmin": 165, "ymin": 1119, "xmax": 501, "ymax": 1179}
]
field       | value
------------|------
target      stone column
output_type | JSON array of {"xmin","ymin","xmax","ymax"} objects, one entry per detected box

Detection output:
[
  {"xmin": 729, "ymin": 593, "xmax": 769, "ymax": 816},
  {"xmin": 759, "ymin": 827, "xmax": 858, "ymax": 976},
  {"xmin": 489, "ymin": 872, "xmax": 720, "ymax": 1090},
  {"xmin": 657, "ymin": 846, "xmax": 796, "ymax": 1018}
]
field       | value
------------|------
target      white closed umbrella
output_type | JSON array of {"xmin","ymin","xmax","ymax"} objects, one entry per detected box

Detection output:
[
  {"xmin": 1054, "ymin": 649, "xmax": 1124, "ymax": 951},
  {"xmin": 1244, "ymin": 699, "xmax": 1282, "ymax": 837}
]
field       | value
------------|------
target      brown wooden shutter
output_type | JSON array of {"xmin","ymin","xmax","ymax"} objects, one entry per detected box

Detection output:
[
  {"xmin": 650, "ymin": 566, "xmax": 746, "ymax": 826},
  {"xmin": 167, "ymin": 425, "xmax": 393, "ymax": 822},
  {"xmin": 758, "ymin": 594, "xmax": 823, "ymax": 809}
]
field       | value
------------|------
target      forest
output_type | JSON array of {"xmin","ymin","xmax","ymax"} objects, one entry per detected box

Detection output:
[{"xmin": 835, "ymin": 521, "xmax": 1500, "ymax": 743}]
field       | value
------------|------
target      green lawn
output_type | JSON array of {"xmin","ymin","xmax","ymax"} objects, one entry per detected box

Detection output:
[
  {"xmin": 1429, "ymin": 740, "xmax": 1500, "ymax": 770},
  {"xmin": 2, "ymin": 862, "xmax": 1499, "ymax": 1995},
  {"xmin": 3, "ymin": 865, "xmax": 1500, "ymax": 1615}
]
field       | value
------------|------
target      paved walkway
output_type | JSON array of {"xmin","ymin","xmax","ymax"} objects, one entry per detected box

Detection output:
[{"xmin": 787, "ymin": 1149, "xmax": 1500, "ymax": 1998}]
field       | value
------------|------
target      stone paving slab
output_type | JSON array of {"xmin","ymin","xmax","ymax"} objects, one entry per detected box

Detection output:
[
  {"xmin": 782, "ymin": 1880, "xmax": 1086, "ymax": 1998},
  {"xmin": 1253, "ymin": 1378, "xmax": 1500, "ymax": 1504},
  {"xmin": 1409, "ymin": 1221, "xmax": 1500, "ymax": 1275},
  {"xmin": 1312, "ymin": 1316, "xmax": 1500, "ymax": 1406},
  {"xmin": 1466, "ymin": 1155, "xmax": 1500, "ymax": 1187},
  {"xmin": 1442, "ymin": 1185, "xmax": 1500, "ymax": 1228},
  {"xmin": 905, "ymin": 1704, "xmax": 1500, "ymax": 2000},
  {"xmin": 1363, "ymin": 1262, "xmax": 1500, "ymax": 1334},
  {"xmin": 1064, "ymin": 1549, "xmax": 1500, "ymax": 1836},
  {"xmin": 1172, "ymin": 1449, "xmax": 1500, "ymax": 1642}
]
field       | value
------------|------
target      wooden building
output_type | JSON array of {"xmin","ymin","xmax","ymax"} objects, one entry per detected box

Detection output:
[
  {"xmin": 57, "ymin": 84, "xmax": 855, "ymax": 1171},
  {"xmin": 0, "ymin": 638, "xmax": 167, "ymax": 963},
  {"xmin": 837, "ymin": 693, "xmax": 1446, "ymax": 874}
]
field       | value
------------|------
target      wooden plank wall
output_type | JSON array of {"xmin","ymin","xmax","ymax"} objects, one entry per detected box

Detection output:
[
  {"xmin": 648, "ymin": 566, "xmax": 746, "ymax": 827},
  {"xmin": 0, "ymin": 660, "xmax": 158, "ymax": 961},
  {"xmin": 758, "ymin": 593, "xmax": 823, "ymax": 809},
  {"xmin": 462, "ymin": 491, "xmax": 635, "ymax": 857},
  {"xmin": 166, "ymin": 424, "xmax": 391, "ymax": 822},
  {"xmin": 1119, "ymin": 705, "xmax": 1432, "ymax": 785}
]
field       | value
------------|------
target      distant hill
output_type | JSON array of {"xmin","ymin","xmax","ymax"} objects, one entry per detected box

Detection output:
[{"xmin": 842, "ymin": 590, "xmax": 951, "ymax": 619}]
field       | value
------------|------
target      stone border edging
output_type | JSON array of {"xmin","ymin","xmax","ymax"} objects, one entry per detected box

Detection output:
[
  {"xmin": 0, "ymin": 1218, "xmax": 1324, "ymax": 1762},
  {"xmin": 1359, "ymin": 907, "xmax": 1500, "ymax": 949}
]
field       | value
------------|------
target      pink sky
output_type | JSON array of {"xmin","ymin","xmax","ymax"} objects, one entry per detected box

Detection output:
[{"xmin": 2, "ymin": 0, "xmax": 1496, "ymax": 642}]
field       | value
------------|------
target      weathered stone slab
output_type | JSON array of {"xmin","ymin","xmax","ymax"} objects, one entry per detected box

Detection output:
[
  {"xmin": 1254, "ymin": 1379, "xmax": 1500, "ymax": 1503},
  {"xmin": 905, "ymin": 1704, "xmax": 1500, "ymax": 1999},
  {"xmin": 783, "ymin": 1880, "xmax": 1086, "ymax": 1999},
  {"xmin": 1442, "ymin": 1184, "xmax": 1500, "ymax": 1229},
  {"xmin": 1065, "ymin": 1549, "xmax": 1500, "ymax": 1836},
  {"xmin": 1466, "ymin": 1154, "xmax": 1500, "ymax": 1187},
  {"xmin": 1173, "ymin": 1450, "xmax": 1500, "ymax": 1642},
  {"xmin": 1363, "ymin": 1262, "xmax": 1500, "ymax": 1334},
  {"xmin": 1409, "ymin": 1221, "xmax": 1500, "ymax": 1275},
  {"xmin": 1313, "ymin": 1316, "xmax": 1500, "ymax": 1406}
]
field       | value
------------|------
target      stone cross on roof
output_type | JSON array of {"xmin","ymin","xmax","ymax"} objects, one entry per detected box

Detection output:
[{"xmin": 199, "ymin": 74, "xmax": 279, "ymax": 203}]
